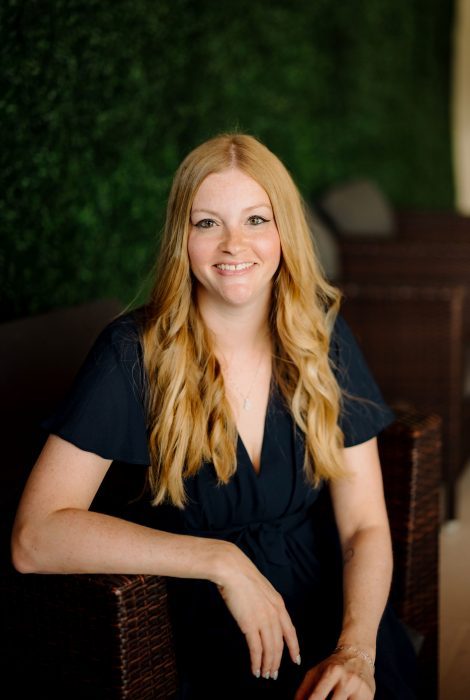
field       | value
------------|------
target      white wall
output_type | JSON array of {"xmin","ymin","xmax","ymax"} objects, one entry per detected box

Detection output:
[{"xmin": 453, "ymin": 0, "xmax": 470, "ymax": 213}]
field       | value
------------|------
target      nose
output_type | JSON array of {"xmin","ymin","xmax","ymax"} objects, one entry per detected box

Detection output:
[{"xmin": 219, "ymin": 224, "xmax": 247, "ymax": 255}]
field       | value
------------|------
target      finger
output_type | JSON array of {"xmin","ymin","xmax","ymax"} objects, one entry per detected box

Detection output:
[
  {"xmin": 245, "ymin": 629, "xmax": 263, "ymax": 678},
  {"xmin": 279, "ymin": 606, "xmax": 301, "ymax": 665},
  {"xmin": 331, "ymin": 672, "xmax": 371, "ymax": 700},
  {"xmin": 294, "ymin": 668, "xmax": 320, "ymax": 700},
  {"xmin": 270, "ymin": 618, "xmax": 285, "ymax": 680},
  {"xmin": 329, "ymin": 667, "xmax": 373, "ymax": 700},
  {"xmin": 329, "ymin": 684, "xmax": 352, "ymax": 700},
  {"xmin": 308, "ymin": 664, "xmax": 341, "ymax": 700},
  {"xmin": 260, "ymin": 620, "xmax": 276, "ymax": 679}
]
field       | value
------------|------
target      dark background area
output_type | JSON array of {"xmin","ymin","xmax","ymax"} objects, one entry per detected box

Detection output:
[{"xmin": 1, "ymin": 0, "xmax": 455, "ymax": 321}]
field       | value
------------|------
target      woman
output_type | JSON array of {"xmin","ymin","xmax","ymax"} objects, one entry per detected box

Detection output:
[{"xmin": 11, "ymin": 133, "xmax": 416, "ymax": 699}]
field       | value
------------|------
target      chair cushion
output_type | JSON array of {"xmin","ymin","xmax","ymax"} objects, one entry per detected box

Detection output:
[{"xmin": 318, "ymin": 178, "xmax": 396, "ymax": 237}]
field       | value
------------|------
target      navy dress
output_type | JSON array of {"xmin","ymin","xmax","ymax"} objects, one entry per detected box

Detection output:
[{"xmin": 40, "ymin": 310, "xmax": 417, "ymax": 699}]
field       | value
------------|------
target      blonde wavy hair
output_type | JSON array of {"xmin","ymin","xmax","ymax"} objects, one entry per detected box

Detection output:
[{"xmin": 140, "ymin": 133, "xmax": 346, "ymax": 507}]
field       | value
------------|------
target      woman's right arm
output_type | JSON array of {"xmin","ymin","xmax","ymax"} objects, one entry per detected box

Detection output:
[
  {"xmin": 11, "ymin": 433, "xmax": 231, "ymax": 578},
  {"xmin": 11, "ymin": 434, "xmax": 299, "ymax": 679}
]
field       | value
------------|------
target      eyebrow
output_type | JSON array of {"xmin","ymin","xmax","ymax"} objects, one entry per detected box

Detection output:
[{"xmin": 191, "ymin": 203, "xmax": 273, "ymax": 216}]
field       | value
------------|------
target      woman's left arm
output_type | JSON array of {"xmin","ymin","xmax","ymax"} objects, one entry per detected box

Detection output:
[{"xmin": 295, "ymin": 437, "xmax": 392, "ymax": 700}]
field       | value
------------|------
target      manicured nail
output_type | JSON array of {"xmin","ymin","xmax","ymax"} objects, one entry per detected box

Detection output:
[
  {"xmin": 272, "ymin": 670, "xmax": 278, "ymax": 680},
  {"xmin": 254, "ymin": 669, "xmax": 260, "ymax": 678},
  {"xmin": 263, "ymin": 671, "xmax": 270, "ymax": 679},
  {"xmin": 295, "ymin": 654, "xmax": 301, "ymax": 665}
]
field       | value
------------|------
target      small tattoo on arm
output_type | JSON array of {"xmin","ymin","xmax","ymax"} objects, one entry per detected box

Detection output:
[{"xmin": 343, "ymin": 547, "xmax": 355, "ymax": 565}]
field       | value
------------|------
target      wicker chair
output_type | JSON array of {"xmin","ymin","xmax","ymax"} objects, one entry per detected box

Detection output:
[
  {"xmin": 0, "ymin": 300, "xmax": 441, "ymax": 699},
  {"xmin": 337, "ymin": 210, "xmax": 470, "ymax": 518},
  {"xmin": 338, "ymin": 282, "xmax": 465, "ymax": 522}
]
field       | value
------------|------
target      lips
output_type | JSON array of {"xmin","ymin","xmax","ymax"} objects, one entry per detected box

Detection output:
[{"xmin": 214, "ymin": 262, "xmax": 255, "ymax": 271}]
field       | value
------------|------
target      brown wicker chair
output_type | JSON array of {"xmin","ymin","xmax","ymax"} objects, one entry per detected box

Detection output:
[
  {"xmin": 378, "ymin": 406, "xmax": 441, "ymax": 700},
  {"xmin": 0, "ymin": 300, "xmax": 442, "ymax": 699},
  {"xmin": 338, "ymin": 210, "xmax": 470, "ymax": 329},
  {"xmin": 338, "ymin": 282, "xmax": 465, "ymax": 522},
  {"xmin": 337, "ymin": 210, "xmax": 470, "ymax": 517}
]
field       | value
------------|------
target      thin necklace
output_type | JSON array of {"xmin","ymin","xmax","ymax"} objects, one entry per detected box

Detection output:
[{"xmin": 225, "ymin": 349, "xmax": 264, "ymax": 411}]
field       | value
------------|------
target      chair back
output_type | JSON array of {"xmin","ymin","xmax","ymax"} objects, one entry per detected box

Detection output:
[{"xmin": 0, "ymin": 297, "xmax": 125, "ymax": 568}]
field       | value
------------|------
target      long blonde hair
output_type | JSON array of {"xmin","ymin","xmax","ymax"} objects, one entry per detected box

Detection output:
[{"xmin": 141, "ymin": 133, "xmax": 346, "ymax": 507}]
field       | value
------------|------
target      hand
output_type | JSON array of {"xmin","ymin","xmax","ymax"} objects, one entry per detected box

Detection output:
[
  {"xmin": 294, "ymin": 650, "xmax": 375, "ymax": 700},
  {"xmin": 215, "ymin": 544, "xmax": 300, "ymax": 679}
]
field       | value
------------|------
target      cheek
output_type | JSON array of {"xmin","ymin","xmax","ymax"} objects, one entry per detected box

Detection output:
[
  {"xmin": 187, "ymin": 235, "xmax": 208, "ymax": 274},
  {"xmin": 261, "ymin": 230, "xmax": 282, "ymax": 268}
]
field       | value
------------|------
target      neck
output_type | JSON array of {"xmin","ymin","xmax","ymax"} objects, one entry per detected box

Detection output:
[{"xmin": 195, "ymin": 289, "xmax": 272, "ymax": 356}]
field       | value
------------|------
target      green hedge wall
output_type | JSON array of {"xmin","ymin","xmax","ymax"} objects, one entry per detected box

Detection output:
[{"xmin": 1, "ymin": 0, "xmax": 454, "ymax": 320}]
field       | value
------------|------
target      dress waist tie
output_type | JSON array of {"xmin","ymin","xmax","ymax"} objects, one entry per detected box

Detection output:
[{"xmin": 188, "ymin": 509, "xmax": 312, "ymax": 569}]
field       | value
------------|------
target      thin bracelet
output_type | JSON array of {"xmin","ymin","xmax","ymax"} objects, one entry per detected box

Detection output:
[{"xmin": 333, "ymin": 644, "xmax": 375, "ymax": 671}]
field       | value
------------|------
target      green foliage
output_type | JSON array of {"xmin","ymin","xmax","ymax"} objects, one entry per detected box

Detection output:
[{"xmin": 0, "ymin": 0, "xmax": 454, "ymax": 320}]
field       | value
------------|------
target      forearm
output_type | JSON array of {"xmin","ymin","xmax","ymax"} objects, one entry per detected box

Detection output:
[
  {"xmin": 12, "ymin": 507, "xmax": 231, "ymax": 582},
  {"xmin": 337, "ymin": 524, "xmax": 393, "ymax": 659}
]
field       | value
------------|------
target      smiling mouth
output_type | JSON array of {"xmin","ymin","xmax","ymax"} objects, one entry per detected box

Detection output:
[{"xmin": 215, "ymin": 262, "xmax": 255, "ymax": 271}]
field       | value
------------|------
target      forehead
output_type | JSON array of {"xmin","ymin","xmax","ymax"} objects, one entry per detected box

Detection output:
[{"xmin": 192, "ymin": 168, "xmax": 271, "ymax": 209}]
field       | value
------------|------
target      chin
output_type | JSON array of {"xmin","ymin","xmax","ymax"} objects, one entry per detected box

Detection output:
[
  {"xmin": 210, "ymin": 280, "xmax": 250, "ymax": 301},
  {"xmin": 201, "ymin": 280, "xmax": 272, "ymax": 309},
  {"xmin": 221, "ymin": 292, "xmax": 255, "ymax": 306}
]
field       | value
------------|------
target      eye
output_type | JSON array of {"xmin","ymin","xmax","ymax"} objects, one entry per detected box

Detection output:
[
  {"xmin": 194, "ymin": 218, "xmax": 218, "ymax": 229},
  {"xmin": 247, "ymin": 215, "xmax": 269, "ymax": 225}
]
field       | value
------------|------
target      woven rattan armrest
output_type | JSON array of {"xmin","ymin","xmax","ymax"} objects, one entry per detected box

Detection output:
[
  {"xmin": 1, "ymin": 571, "xmax": 178, "ymax": 699},
  {"xmin": 378, "ymin": 404, "xmax": 441, "ymax": 699}
]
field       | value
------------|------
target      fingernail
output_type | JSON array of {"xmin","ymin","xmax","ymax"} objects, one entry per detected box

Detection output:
[
  {"xmin": 254, "ymin": 669, "xmax": 260, "ymax": 679},
  {"xmin": 263, "ymin": 671, "xmax": 270, "ymax": 680},
  {"xmin": 295, "ymin": 654, "xmax": 301, "ymax": 665},
  {"xmin": 272, "ymin": 670, "xmax": 278, "ymax": 680}
]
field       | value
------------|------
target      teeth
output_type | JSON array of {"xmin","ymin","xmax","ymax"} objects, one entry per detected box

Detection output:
[{"xmin": 216, "ymin": 262, "xmax": 254, "ymax": 271}]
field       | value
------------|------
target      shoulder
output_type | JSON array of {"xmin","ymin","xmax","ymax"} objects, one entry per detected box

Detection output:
[
  {"xmin": 328, "ymin": 313, "xmax": 396, "ymax": 445},
  {"xmin": 40, "ymin": 306, "xmax": 151, "ymax": 464},
  {"xmin": 93, "ymin": 307, "xmax": 146, "ymax": 365},
  {"xmin": 85, "ymin": 306, "xmax": 149, "ymax": 403}
]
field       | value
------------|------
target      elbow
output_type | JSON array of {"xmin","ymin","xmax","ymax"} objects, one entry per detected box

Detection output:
[
  {"xmin": 11, "ymin": 521, "xmax": 44, "ymax": 574},
  {"xmin": 346, "ymin": 523, "xmax": 393, "ymax": 563}
]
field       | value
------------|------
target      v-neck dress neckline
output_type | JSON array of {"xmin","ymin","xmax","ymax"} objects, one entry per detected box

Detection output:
[
  {"xmin": 159, "ymin": 383, "xmax": 322, "ymax": 556},
  {"xmin": 159, "ymin": 383, "xmax": 332, "ymax": 695},
  {"xmin": 236, "ymin": 384, "xmax": 273, "ymax": 479}
]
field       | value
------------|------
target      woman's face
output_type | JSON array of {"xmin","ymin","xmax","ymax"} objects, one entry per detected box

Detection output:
[{"xmin": 188, "ymin": 168, "xmax": 281, "ymax": 312}]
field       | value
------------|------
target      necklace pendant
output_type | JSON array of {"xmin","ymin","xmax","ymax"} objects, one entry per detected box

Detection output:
[{"xmin": 243, "ymin": 398, "xmax": 252, "ymax": 411}]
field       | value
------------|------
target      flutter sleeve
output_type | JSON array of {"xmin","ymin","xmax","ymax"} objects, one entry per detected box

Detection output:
[
  {"xmin": 40, "ymin": 313, "xmax": 151, "ymax": 465},
  {"xmin": 330, "ymin": 314, "xmax": 396, "ymax": 447}
]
